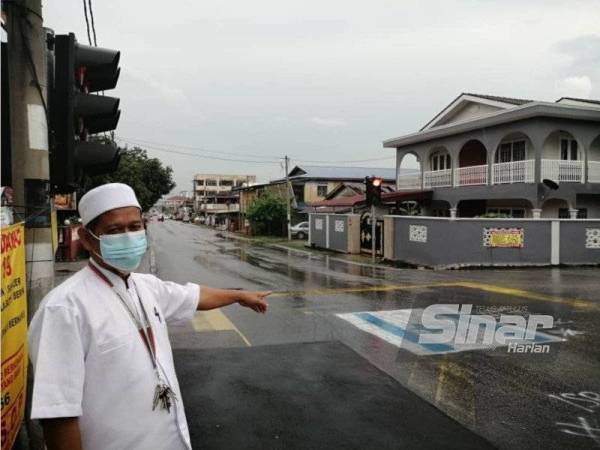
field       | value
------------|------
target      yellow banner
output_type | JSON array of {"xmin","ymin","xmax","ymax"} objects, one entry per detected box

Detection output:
[
  {"xmin": 1, "ymin": 223, "xmax": 28, "ymax": 450},
  {"xmin": 489, "ymin": 228, "xmax": 524, "ymax": 248}
]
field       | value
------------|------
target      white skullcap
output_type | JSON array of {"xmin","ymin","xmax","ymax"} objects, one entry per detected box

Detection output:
[{"xmin": 78, "ymin": 183, "xmax": 141, "ymax": 226}]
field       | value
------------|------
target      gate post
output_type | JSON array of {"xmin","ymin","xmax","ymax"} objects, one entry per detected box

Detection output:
[
  {"xmin": 383, "ymin": 216, "xmax": 395, "ymax": 260},
  {"xmin": 325, "ymin": 215, "xmax": 330, "ymax": 249},
  {"xmin": 347, "ymin": 214, "xmax": 361, "ymax": 254}
]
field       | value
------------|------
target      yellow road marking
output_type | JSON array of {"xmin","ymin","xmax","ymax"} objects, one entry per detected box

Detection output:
[
  {"xmin": 452, "ymin": 282, "xmax": 598, "ymax": 310},
  {"xmin": 268, "ymin": 283, "xmax": 454, "ymax": 298},
  {"xmin": 268, "ymin": 281, "xmax": 597, "ymax": 310},
  {"xmin": 192, "ymin": 310, "xmax": 252, "ymax": 346}
]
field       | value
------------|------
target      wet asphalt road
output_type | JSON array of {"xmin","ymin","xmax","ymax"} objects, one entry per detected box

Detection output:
[{"xmin": 149, "ymin": 220, "xmax": 600, "ymax": 450}]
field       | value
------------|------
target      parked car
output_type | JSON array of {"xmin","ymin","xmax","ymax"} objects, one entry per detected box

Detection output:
[{"xmin": 290, "ymin": 221, "xmax": 309, "ymax": 240}]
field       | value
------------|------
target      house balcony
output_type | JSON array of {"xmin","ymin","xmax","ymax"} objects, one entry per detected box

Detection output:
[
  {"xmin": 199, "ymin": 203, "xmax": 240, "ymax": 212},
  {"xmin": 541, "ymin": 159, "xmax": 584, "ymax": 183},
  {"xmin": 423, "ymin": 169, "xmax": 452, "ymax": 188},
  {"xmin": 397, "ymin": 159, "xmax": 598, "ymax": 190},
  {"xmin": 492, "ymin": 159, "xmax": 534, "ymax": 184},
  {"xmin": 454, "ymin": 164, "xmax": 488, "ymax": 186}
]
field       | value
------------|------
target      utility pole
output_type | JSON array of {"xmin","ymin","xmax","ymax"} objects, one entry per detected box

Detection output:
[
  {"xmin": 6, "ymin": 1, "xmax": 53, "ymax": 449},
  {"xmin": 7, "ymin": 0, "xmax": 54, "ymax": 314},
  {"xmin": 285, "ymin": 155, "xmax": 291, "ymax": 240}
]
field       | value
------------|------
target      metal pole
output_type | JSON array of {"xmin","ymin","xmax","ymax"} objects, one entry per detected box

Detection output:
[
  {"xmin": 7, "ymin": 0, "xmax": 54, "ymax": 313},
  {"xmin": 7, "ymin": 2, "xmax": 53, "ymax": 448},
  {"xmin": 285, "ymin": 155, "xmax": 291, "ymax": 240},
  {"xmin": 371, "ymin": 204, "xmax": 376, "ymax": 263}
]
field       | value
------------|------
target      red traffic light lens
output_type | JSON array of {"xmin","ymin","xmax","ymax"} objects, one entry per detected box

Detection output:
[{"xmin": 372, "ymin": 177, "xmax": 382, "ymax": 187}]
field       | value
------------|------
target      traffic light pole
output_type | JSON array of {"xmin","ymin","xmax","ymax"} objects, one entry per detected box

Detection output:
[
  {"xmin": 6, "ymin": 0, "xmax": 55, "ymax": 313},
  {"xmin": 371, "ymin": 204, "xmax": 376, "ymax": 263}
]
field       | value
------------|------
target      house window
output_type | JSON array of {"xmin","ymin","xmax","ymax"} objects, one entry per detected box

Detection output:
[
  {"xmin": 196, "ymin": 180, "xmax": 204, "ymax": 186},
  {"xmin": 317, "ymin": 185, "xmax": 328, "ymax": 197},
  {"xmin": 560, "ymin": 138, "xmax": 579, "ymax": 160},
  {"xmin": 495, "ymin": 140, "xmax": 526, "ymax": 163},
  {"xmin": 431, "ymin": 152, "xmax": 451, "ymax": 171},
  {"xmin": 206, "ymin": 179, "xmax": 217, "ymax": 186},
  {"xmin": 220, "ymin": 180, "xmax": 233, "ymax": 187}
]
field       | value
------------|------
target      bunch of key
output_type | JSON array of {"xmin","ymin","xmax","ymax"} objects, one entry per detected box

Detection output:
[{"xmin": 153, "ymin": 383, "xmax": 177, "ymax": 412}]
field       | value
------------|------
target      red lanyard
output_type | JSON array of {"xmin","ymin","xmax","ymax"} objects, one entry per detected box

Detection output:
[
  {"xmin": 88, "ymin": 263, "xmax": 157, "ymax": 356},
  {"xmin": 88, "ymin": 262, "xmax": 177, "ymax": 413}
]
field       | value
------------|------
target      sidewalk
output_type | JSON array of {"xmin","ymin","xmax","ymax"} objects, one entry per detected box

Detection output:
[{"xmin": 216, "ymin": 229, "xmax": 415, "ymax": 270}]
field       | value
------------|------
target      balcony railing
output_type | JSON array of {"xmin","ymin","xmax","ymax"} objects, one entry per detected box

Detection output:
[
  {"xmin": 397, "ymin": 174, "xmax": 422, "ymax": 190},
  {"xmin": 199, "ymin": 203, "xmax": 239, "ymax": 212},
  {"xmin": 588, "ymin": 161, "xmax": 600, "ymax": 183},
  {"xmin": 541, "ymin": 159, "xmax": 584, "ymax": 183},
  {"xmin": 454, "ymin": 164, "xmax": 488, "ymax": 186},
  {"xmin": 492, "ymin": 159, "xmax": 534, "ymax": 184},
  {"xmin": 423, "ymin": 169, "xmax": 452, "ymax": 188},
  {"xmin": 397, "ymin": 159, "xmax": 598, "ymax": 190}
]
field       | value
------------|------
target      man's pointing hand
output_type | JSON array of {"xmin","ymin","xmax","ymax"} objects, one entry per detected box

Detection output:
[{"xmin": 238, "ymin": 291, "xmax": 271, "ymax": 313}]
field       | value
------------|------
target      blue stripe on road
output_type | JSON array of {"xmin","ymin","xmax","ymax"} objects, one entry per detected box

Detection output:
[
  {"xmin": 355, "ymin": 312, "xmax": 559, "ymax": 354},
  {"xmin": 355, "ymin": 312, "xmax": 455, "ymax": 353}
]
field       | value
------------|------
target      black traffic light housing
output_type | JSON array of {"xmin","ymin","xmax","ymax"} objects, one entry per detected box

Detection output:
[
  {"xmin": 50, "ymin": 33, "xmax": 121, "ymax": 193},
  {"xmin": 365, "ymin": 176, "xmax": 383, "ymax": 207}
]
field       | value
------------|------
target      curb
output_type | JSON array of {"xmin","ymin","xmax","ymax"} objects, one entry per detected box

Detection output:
[
  {"xmin": 266, "ymin": 243, "xmax": 314, "ymax": 257},
  {"xmin": 214, "ymin": 229, "xmax": 406, "ymax": 271}
]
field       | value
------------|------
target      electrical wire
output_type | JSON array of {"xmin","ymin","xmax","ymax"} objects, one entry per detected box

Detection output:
[
  {"xmin": 115, "ymin": 138, "xmax": 281, "ymax": 164},
  {"xmin": 82, "ymin": 0, "xmax": 92, "ymax": 45},
  {"xmin": 87, "ymin": 0, "xmax": 97, "ymax": 46},
  {"xmin": 293, "ymin": 155, "xmax": 396, "ymax": 164},
  {"xmin": 116, "ymin": 135, "xmax": 281, "ymax": 160},
  {"xmin": 116, "ymin": 136, "xmax": 395, "ymax": 165}
]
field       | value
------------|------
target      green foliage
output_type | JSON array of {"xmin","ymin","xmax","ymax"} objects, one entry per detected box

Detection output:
[
  {"xmin": 88, "ymin": 140, "xmax": 175, "ymax": 211},
  {"xmin": 396, "ymin": 201, "xmax": 420, "ymax": 216},
  {"xmin": 246, "ymin": 193, "xmax": 287, "ymax": 236},
  {"xmin": 477, "ymin": 212, "xmax": 511, "ymax": 218}
]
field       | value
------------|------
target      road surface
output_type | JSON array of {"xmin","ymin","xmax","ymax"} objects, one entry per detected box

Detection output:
[{"xmin": 148, "ymin": 220, "xmax": 600, "ymax": 450}]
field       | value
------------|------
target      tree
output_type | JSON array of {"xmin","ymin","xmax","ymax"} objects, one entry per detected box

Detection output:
[
  {"xmin": 88, "ymin": 140, "xmax": 175, "ymax": 211},
  {"xmin": 246, "ymin": 192, "xmax": 287, "ymax": 236}
]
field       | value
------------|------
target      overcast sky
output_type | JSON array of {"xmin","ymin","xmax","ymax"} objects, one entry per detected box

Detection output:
[{"xmin": 44, "ymin": 0, "xmax": 600, "ymax": 192}]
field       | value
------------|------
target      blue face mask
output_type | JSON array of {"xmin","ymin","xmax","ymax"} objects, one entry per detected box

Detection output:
[{"xmin": 88, "ymin": 229, "xmax": 148, "ymax": 272}]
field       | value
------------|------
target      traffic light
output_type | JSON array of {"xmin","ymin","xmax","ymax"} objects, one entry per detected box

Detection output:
[
  {"xmin": 50, "ymin": 33, "xmax": 121, "ymax": 192},
  {"xmin": 365, "ymin": 176, "xmax": 383, "ymax": 207}
]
